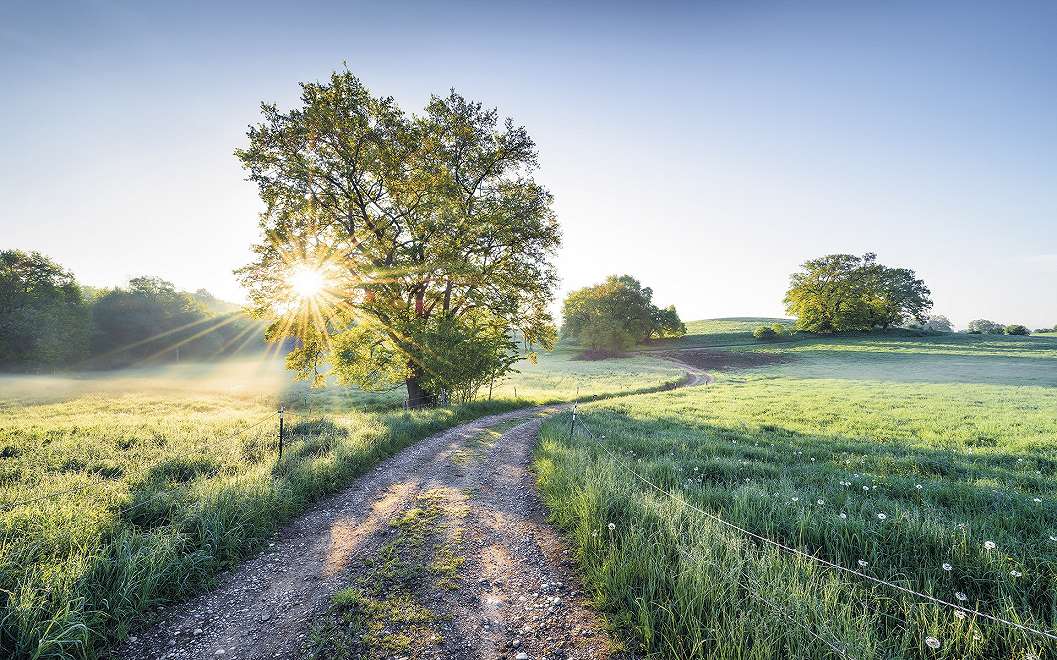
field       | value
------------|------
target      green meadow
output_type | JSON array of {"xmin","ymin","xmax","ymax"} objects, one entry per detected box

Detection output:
[
  {"xmin": 536, "ymin": 325, "xmax": 1057, "ymax": 658},
  {"xmin": 644, "ymin": 317, "xmax": 797, "ymax": 350},
  {"xmin": 0, "ymin": 351, "xmax": 682, "ymax": 658}
]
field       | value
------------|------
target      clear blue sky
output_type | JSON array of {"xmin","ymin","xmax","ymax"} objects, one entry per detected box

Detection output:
[{"xmin": 2, "ymin": 1, "xmax": 1055, "ymax": 328}]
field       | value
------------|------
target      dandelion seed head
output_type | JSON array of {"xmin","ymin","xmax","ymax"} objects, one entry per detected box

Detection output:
[
  {"xmin": 955, "ymin": 592, "xmax": 968, "ymax": 602},
  {"xmin": 925, "ymin": 636, "xmax": 941, "ymax": 650},
  {"xmin": 840, "ymin": 513, "xmax": 847, "ymax": 519},
  {"xmin": 607, "ymin": 522, "xmax": 615, "ymax": 531},
  {"xmin": 983, "ymin": 540, "xmax": 996, "ymax": 550},
  {"xmin": 877, "ymin": 513, "xmax": 888, "ymax": 520}
]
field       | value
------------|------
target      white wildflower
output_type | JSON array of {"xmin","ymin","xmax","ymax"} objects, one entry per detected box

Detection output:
[
  {"xmin": 942, "ymin": 563, "xmax": 952, "ymax": 571},
  {"xmin": 925, "ymin": 636, "xmax": 941, "ymax": 650},
  {"xmin": 983, "ymin": 540, "xmax": 996, "ymax": 550},
  {"xmin": 877, "ymin": 513, "xmax": 887, "ymax": 521},
  {"xmin": 857, "ymin": 559, "xmax": 868, "ymax": 568},
  {"xmin": 955, "ymin": 592, "xmax": 968, "ymax": 602},
  {"xmin": 608, "ymin": 522, "xmax": 615, "ymax": 531}
]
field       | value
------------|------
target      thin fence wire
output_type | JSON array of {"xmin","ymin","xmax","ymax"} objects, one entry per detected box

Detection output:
[{"xmin": 569, "ymin": 407, "xmax": 1057, "ymax": 644}]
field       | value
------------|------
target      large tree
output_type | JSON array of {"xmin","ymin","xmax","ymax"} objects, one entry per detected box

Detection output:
[
  {"xmin": 236, "ymin": 71, "xmax": 560, "ymax": 406},
  {"xmin": 785, "ymin": 253, "xmax": 931, "ymax": 332},
  {"xmin": 561, "ymin": 275, "xmax": 686, "ymax": 351}
]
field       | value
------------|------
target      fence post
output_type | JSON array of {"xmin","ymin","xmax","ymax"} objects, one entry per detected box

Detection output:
[
  {"xmin": 278, "ymin": 405, "xmax": 285, "ymax": 459},
  {"xmin": 569, "ymin": 404, "xmax": 576, "ymax": 439}
]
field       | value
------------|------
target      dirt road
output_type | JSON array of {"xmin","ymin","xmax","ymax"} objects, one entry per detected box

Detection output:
[{"xmin": 120, "ymin": 359, "xmax": 707, "ymax": 660}]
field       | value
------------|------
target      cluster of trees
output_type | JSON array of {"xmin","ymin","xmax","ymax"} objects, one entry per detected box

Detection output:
[
  {"xmin": 561, "ymin": 275, "xmax": 686, "ymax": 352},
  {"xmin": 784, "ymin": 253, "xmax": 932, "ymax": 332},
  {"xmin": 237, "ymin": 71, "xmax": 561, "ymax": 407},
  {"xmin": 0, "ymin": 250, "xmax": 261, "ymax": 372},
  {"xmin": 966, "ymin": 320, "xmax": 1034, "ymax": 336}
]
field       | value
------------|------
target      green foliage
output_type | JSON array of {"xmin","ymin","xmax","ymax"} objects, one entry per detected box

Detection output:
[
  {"xmin": 925, "ymin": 314, "xmax": 953, "ymax": 333},
  {"xmin": 236, "ymin": 70, "xmax": 560, "ymax": 406},
  {"xmin": 752, "ymin": 325, "xmax": 778, "ymax": 340},
  {"xmin": 536, "ymin": 333, "xmax": 1057, "ymax": 658},
  {"xmin": 1004, "ymin": 324, "xmax": 1030, "ymax": 336},
  {"xmin": 0, "ymin": 250, "xmax": 91, "ymax": 370},
  {"xmin": 0, "ymin": 251, "xmax": 263, "ymax": 372},
  {"xmin": 967, "ymin": 319, "xmax": 1004, "ymax": 334},
  {"xmin": 561, "ymin": 275, "xmax": 685, "ymax": 351},
  {"xmin": 784, "ymin": 253, "xmax": 932, "ymax": 333}
]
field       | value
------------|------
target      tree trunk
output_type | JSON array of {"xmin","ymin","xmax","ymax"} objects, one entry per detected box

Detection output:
[{"xmin": 405, "ymin": 366, "xmax": 436, "ymax": 408}]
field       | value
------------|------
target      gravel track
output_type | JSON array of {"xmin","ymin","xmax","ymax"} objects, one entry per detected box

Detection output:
[{"xmin": 119, "ymin": 359, "xmax": 708, "ymax": 660}]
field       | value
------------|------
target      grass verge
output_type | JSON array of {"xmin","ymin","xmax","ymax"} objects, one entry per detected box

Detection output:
[
  {"xmin": 535, "ymin": 367, "xmax": 1057, "ymax": 658},
  {"xmin": 0, "ymin": 399, "xmax": 514, "ymax": 659}
]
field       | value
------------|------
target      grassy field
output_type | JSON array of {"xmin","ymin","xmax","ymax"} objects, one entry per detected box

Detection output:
[
  {"xmin": 643, "ymin": 317, "xmax": 796, "ymax": 350},
  {"xmin": 489, "ymin": 346, "xmax": 687, "ymax": 402},
  {"xmin": 536, "ymin": 328, "xmax": 1057, "ymax": 658},
  {"xmin": 0, "ymin": 349, "xmax": 683, "ymax": 658}
]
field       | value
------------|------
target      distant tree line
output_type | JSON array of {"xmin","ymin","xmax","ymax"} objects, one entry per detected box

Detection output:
[
  {"xmin": 561, "ymin": 275, "xmax": 686, "ymax": 352},
  {"xmin": 0, "ymin": 250, "xmax": 263, "ymax": 372}
]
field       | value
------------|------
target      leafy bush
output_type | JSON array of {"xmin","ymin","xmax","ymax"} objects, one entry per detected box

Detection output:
[
  {"xmin": 753, "ymin": 325, "xmax": 778, "ymax": 340},
  {"xmin": 925, "ymin": 314, "xmax": 953, "ymax": 333},
  {"xmin": 967, "ymin": 319, "xmax": 1003, "ymax": 335},
  {"xmin": 1004, "ymin": 324, "xmax": 1030, "ymax": 336}
]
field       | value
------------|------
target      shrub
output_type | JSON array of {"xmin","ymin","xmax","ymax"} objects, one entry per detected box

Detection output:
[
  {"xmin": 1004, "ymin": 324, "xmax": 1030, "ymax": 336},
  {"xmin": 753, "ymin": 325, "xmax": 778, "ymax": 340},
  {"xmin": 967, "ymin": 319, "xmax": 1003, "ymax": 335},
  {"xmin": 925, "ymin": 315, "xmax": 952, "ymax": 333}
]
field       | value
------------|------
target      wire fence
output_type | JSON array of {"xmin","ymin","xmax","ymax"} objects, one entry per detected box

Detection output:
[{"xmin": 567, "ymin": 404, "xmax": 1057, "ymax": 649}]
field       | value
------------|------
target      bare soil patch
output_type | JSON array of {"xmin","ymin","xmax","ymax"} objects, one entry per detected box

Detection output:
[{"xmin": 657, "ymin": 348, "xmax": 790, "ymax": 371}]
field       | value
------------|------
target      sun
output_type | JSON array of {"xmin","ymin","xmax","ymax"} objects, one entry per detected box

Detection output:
[{"xmin": 287, "ymin": 265, "xmax": 327, "ymax": 300}]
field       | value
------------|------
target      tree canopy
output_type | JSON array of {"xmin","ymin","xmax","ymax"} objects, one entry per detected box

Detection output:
[
  {"xmin": 0, "ymin": 250, "xmax": 90, "ymax": 369},
  {"xmin": 967, "ymin": 319, "xmax": 1004, "ymax": 334},
  {"xmin": 0, "ymin": 251, "xmax": 262, "ymax": 372},
  {"xmin": 561, "ymin": 275, "xmax": 686, "ymax": 352},
  {"xmin": 784, "ymin": 253, "xmax": 932, "ymax": 333},
  {"xmin": 236, "ymin": 70, "xmax": 560, "ymax": 406}
]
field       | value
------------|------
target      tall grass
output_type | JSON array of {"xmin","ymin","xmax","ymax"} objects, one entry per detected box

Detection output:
[
  {"xmin": 535, "ymin": 336, "xmax": 1057, "ymax": 658},
  {"xmin": 0, "ymin": 395, "xmax": 524, "ymax": 658},
  {"xmin": 0, "ymin": 350, "xmax": 685, "ymax": 658}
]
